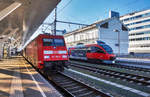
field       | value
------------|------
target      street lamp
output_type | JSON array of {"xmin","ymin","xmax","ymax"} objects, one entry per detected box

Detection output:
[{"xmin": 113, "ymin": 29, "xmax": 120, "ymax": 56}]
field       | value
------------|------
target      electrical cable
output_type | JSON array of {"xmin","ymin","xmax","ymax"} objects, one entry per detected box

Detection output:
[{"xmin": 58, "ymin": 0, "xmax": 73, "ymax": 13}]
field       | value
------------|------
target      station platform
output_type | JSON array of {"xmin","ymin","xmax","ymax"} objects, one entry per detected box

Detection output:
[
  {"xmin": 116, "ymin": 57, "xmax": 150, "ymax": 68},
  {"xmin": 0, "ymin": 56, "xmax": 63, "ymax": 97}
]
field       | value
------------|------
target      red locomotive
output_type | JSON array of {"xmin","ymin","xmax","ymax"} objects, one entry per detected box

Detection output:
[
  {"xmin": 23, "ymin": 34, "xmax": 69, "ymax": 74},
  {"xmin": 68, "ymin": 41, "xmax": 116, "ymax": 62}
]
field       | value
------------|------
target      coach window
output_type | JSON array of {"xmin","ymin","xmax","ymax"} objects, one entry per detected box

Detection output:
[
  {"xmin": 43, "ymin": 38, "xmax": 54, "ymax": 46},
  {"xmin": 91, "ymin": 46, "xmax": 104, "ymax": 53},
  {"xmin": 91, "ymin": 47, "xmax": 98, "ymax": 53},
  {"xmin": 87, "ymin": 47, "xmax": 91, "ymax": 53},
  {"xmin": 95, "ymin": 47, "xmax": 105, "ymax": 53}
]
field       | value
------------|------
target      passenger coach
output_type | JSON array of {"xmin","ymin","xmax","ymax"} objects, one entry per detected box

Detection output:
[{"xmin": 68, "ymin": 41, "xmax": 116, "ymax": 62}]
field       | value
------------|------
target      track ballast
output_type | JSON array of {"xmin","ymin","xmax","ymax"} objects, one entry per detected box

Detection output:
[
  {"xmin": 70, "ymin": 63, "xmax": 150, "ymax": 87},
  {"xmin": 49, "ymin": 72, "xmax": 112, "ymax": 97}
]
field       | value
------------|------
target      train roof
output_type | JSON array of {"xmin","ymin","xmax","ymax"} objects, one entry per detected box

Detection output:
[
  {"xmin": 68, "ymin": 44, "xmax": 99, "ymax": 49},
  {"xmin": 38, "ymin": 34, "xmax": 64, "ymax": 37},
  {"xmin": 68, "ymin": 40, "xmax": 108, "ymax": 49}
]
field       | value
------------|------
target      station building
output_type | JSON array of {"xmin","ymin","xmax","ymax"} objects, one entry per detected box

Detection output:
[
  {"xmin": 64, "ymin": 17, "xmax": 128, "ymax": 55},
  {"xmin": 120, "ymin": 9, "xmax": 150, "ymax": 54}
]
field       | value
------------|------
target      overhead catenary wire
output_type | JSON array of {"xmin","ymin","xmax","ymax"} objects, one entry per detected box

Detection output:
[{"xmin": 57, "ymin": 0, "xmax": 73, "ymax": 13}]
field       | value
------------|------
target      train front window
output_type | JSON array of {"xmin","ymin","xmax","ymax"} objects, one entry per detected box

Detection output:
[
  {"xmin": 54, "ymin": 39, "xmax": 65, "ymax": 46},
  {"xmin": 100, "ymin": 44, "xmax": 113, "ymax": 54},
  {"xmin": 43, "ymin": 38, "xmax": 64, "ymax": 46},
  {"xmin": 43, "ymin": 38, "xmax": 54, "ymax": 46}
]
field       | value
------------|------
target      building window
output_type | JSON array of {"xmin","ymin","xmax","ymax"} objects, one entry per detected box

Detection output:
[
  {"xmin": 122, "ymin": 12, "xmax": 150, "ymax": 22},
  {"xmin": 100, "ymin": 22, "xmax": 108, "ymax": 28},
  {"xmin": 124, "ymin": 19, "xmax": 150, "ymax": 26},
  {"xmin": 129, "ymin": 24, "xmax": 150, "ymax": 31},
  {"xmin": 122, "ymin": 25, "xmax": 128, "ymax": 31},
  {"xmin": 129, "ymin": 37, "xmax": 150, "ymax": 41}
]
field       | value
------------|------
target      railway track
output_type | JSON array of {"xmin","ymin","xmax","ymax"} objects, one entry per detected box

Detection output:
[
  {"xmin": 105, "ymin": 63, "xmax": 150, "ymax": 73},
  {"xmin": 24, "ymin": 56, "xmax": 111, "ymax": 97},
  {"xmin": 48, "ymin": 72, "xmax": 112, "ymax": 97},
  {"xmin": 70, "ymin": 63, "xmax": 150, "ymax": 87},
  {"xmin": 70, "ymin": 60, "xmax": 150, "ymax": 73}
]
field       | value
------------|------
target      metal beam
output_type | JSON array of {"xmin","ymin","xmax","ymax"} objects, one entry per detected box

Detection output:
[
  {"xmin": 0, "ymin": 27, "xmax": 12, "ymax": 37},
  {"xmin": 0, "ymin": 2, "xmax": 22, "ymax": 21},
  {"xmin": 42, "ymin": 23, "xmax": 53, "ymax": 26},
  {"xmin": 8, "ymin": 37, "xmax": 21, "ymax": 47},
  {"xmin": 1, "ymin": 28, "xmax": 19, "ymax": 42}
]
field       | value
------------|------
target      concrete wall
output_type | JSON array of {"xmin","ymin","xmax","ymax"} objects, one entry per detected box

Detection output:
[
  {"xmin": 64, "ymin": 28, "xmax": 99, "ymax": 47},
  {"xmin": 98, "ymin": 18, "xmax": 128, "ymax": 55}
]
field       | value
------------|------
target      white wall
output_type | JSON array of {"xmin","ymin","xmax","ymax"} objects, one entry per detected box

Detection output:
[
  {"xmin": 64, "ymin": 18, "xmax": 129, "ymax": 55},
  {"xmin": 98, "ymin": 18, "xmax": 128, "ymax": 55}
]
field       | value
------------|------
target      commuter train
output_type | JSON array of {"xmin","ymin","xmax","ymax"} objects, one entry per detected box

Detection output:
[
  {"xmin": 68, "ymin": 41, "xmax": 116, "ymax": 62},
  {"xmin": 23, "ymin": 34, "xmax": 69, "ymax": 74}
]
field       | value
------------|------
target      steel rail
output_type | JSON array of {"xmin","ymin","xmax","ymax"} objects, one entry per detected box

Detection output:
[
  {"xmin": 70, "ymin": 60, "xmax": 150, "ymax": 73},
  {"xmin": 23, "ymin": 56, "xmax": 111, "ymax": 97},
  {"xmin": 49, "ymin": 72, "xmax": 112, "ymax": 97},
  {"xmin": 70, "ymin": 63, "xmax": 150, "ymax": 86}
]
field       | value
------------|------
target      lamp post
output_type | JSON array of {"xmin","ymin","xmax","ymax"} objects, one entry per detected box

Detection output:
[{"xmin": 114, "ymin": 29, "xmax": 120, "ymax": 56}]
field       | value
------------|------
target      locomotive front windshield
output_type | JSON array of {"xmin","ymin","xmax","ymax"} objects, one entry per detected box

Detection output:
[
  {"xmin": 43, "ymin": 38, "xmax": 65, "ymax": 46},
  {"xmin": 99, "ymin": 44, "xmax": 113, "ymax": 54}
]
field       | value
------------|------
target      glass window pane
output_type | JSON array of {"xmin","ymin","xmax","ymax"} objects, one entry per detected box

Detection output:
[{"xmin": 54, "ymin": 39, "xmax": 65, "ymax": 46}]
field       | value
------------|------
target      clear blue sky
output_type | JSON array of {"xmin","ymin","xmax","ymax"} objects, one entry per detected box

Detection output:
[
  {"xmin": 43, "ymin": 0, "xmax": 150, "ymax": 33},
  {"xmin": 28, "ymin": 0, "xmax": 150, "ymax": 49}
]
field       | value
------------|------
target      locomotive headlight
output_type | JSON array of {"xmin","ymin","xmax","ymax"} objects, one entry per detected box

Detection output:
[
  {"xmin": 44, "ymin": 56, "xmax": 50, "ymax": 59},
  {"xmin": 62, "ymin": 55, "xmax": 67, "ymax": 58}
]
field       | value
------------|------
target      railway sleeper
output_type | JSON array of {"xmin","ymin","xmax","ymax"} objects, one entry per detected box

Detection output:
[
  {"xmin": 132, "ymin": 77, "xmax": 137, "ymax": 79},
  {"xmin": 131, "ymin": 79, "xmax": 149, "ymax": 86},
  {"xmin": 138, "ymin": 78, "xmax": 145, "ymax": 81},
  {"xmin": 54, "ymin": 80, "xmax": 71, "ymax": 84},
  {"xmin": 110, "ymin": 76, "xmax": 115, "ymax": 78},
  {"xmin": 62, "ymin": 83, "xmax": 78, "ymax": 88},
  {"xmin": 71, "ymin": 88, "xmax": 88, "ymax": 94},
  {"xmin": 119, "ymin": 74, "xmax": 125, "ymax": 77},
  {"xmin": 67, "ymin": 86, "xmax": 83, "ymax": 91},
  {"xmin": 78, "ymin": 91, "xmax": 94, "ymax": 97},
  {"xmin": 53, "ymin": 78, "xmax": 70, "ymax": 82},
  {"xmin": 59, "ymin": 81, "xmax": 74, "ymax": 85},
  {"xmin": 129, "ymin": 80, "xmax": 134, "ymax": 83},
  {"xmin": 126, "ymin": 75, "xmax": 132, "ymax": 78},
  {"xmin": 113, "ymin": 73, "xmax": 120, "ymax": 75},
  {"xmin": 137, "ymin": 83, "xmax": 142, "ymax": 85},
  {"xmin": 109, "ymin": 72, "xmax": 115, "ymax": 74},
  {"xmin": 122, "ymin": 79, "xmax": 127, "ymax": 81},
  {"xmin": 85, "ymin": 93, "xmax": 102, "ymax": 97}
]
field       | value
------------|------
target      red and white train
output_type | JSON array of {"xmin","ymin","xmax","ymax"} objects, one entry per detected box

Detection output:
[
  {"xmin": 23, "ymin": 34, "xmax": 69, "ymax": 74},
  {"xmin": 68, "ymin": 41, "xmax": 116, "ymax": 62}
]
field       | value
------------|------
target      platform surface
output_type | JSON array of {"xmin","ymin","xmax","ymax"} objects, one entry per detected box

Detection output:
[
  {"xmin": 116, "ymin": 57, "xmax": 150, "ymax": 68},
  {"xmin": 0, "ymin": 56, "xmax": 63, "ymax": 97}
]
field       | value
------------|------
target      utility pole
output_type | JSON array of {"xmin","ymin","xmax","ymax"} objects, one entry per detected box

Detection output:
[
  {"xmin": 43, "ymin": 6, "xmax": 89, "ymax": 35},
  {"xmin": 54, "ymin": 7, "xmax": 57, "ymax": 35},
  {"xmin": 113, "ymin": 29, "xmax": 120, "ymax": 56},
  {"xmin": 118, "ymin": 30, "xmax": 120, "ymax": 56}
]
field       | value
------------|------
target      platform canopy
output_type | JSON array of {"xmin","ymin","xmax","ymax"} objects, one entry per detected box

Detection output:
[{"xmin": 0, "ymin": 0, "xmax": 60, "ymax": 48}]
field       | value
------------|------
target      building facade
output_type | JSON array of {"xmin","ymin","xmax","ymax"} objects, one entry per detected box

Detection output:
[
  {"xmin": 64, "ymin": 17, "xmax": 128, "ymax": 55},
  {"xmin": 120, "ymin": 9, "xmax": 150, "ymax": 53}
]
